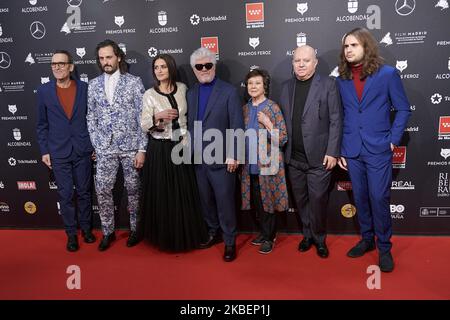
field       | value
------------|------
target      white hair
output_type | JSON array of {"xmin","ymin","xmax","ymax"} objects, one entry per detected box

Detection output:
[{"xmin": 190, "ymin": 47, "xmax": 216, "ymax": 68}]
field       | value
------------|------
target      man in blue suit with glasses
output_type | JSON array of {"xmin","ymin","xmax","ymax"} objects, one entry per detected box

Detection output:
[{"xmin": 36, "ymin": 50, "xmax": 95, "ymax": 252}]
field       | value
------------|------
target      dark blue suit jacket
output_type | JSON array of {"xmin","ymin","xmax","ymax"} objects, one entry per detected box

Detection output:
[
  {"xmin": 187, "ymin": 78, "xmax": 244, "ymax": 167},
  {"xmin": 336, "ymin": 65, "xmax": 411, "ymax": 157},
  {"xmin": 36, "ymin": 79, "xmax": 93, "ymax": 159}
]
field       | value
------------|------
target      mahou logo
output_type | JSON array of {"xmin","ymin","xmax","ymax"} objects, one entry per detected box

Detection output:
[
  {"xmin": 439, "ymin": 116, "xmax": 450, "ymax": 140},
  {"xmin": 17, "ymin": 181, "xmax": 37, "ymax": 190},
  {"xmin": 246, "ymin": 2, "xmax": 264, "ymax": 28},
  {"xmin": 392, "ymin": 146, "xmax": 407, "ymax": 168},
  {"xmin": 201, "ymin": 36, "xmax": 219, "ymax": 58}
]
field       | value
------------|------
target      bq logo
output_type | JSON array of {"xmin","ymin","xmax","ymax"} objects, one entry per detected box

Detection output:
[
  {"xmin": 201, "ymin": 37, "xmax": 219, "ymax": 59},
  {"xmin": 392, "ymin": 146, "xmax": 407, "ymax": 168},
  {"xmin": 246, "ymin": 2, "xmax": 264, "ymax": 28},
  {"xmin": 438, "ymin": 116, "xmax": 450, "ymax": 140}
]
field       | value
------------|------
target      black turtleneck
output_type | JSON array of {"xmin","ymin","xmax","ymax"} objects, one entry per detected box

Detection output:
[{"xmin": 292, "ymin": 75, "xmax": 314, "ymax": 163}]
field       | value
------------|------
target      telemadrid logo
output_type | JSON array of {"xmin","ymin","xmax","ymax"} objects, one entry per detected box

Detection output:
[
  {"xmin": 0, "ymin": 52, "xmax": 11, "ymax": 69},
  {"xmin": 431, "ymin": 93, "xmax": 443, "ymax": 104},
  {"xmin": 30, "ymin": 21, "xmax": 46, "ymax": 39},
  {"xmin": 190, "ymin": 14, "xmax": 200, "ymax": 25}
]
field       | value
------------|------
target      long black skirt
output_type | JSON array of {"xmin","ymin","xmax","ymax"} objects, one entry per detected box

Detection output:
[{"xmin": 139, "ymin": 137, "xmax": 208, "ymax": 252}]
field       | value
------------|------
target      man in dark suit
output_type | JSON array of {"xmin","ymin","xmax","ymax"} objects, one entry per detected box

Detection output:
[
  {"xmin": 337, "ymin": 28, "xmax": 411, "ymax": 272},
  {"xmin": 36, "ymin": 50, "xmax": 96, "ymax": 252},
  {"xmin": 187, "ymin": 47, "xmax": 244, "ymax": 262},
  {"xmin": 279, "ymin": 45, "xmax": 342, "ymax": 258}
]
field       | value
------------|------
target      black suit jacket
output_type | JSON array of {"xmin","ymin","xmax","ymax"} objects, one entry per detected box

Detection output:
[{"xmin": 279, "ymin": 74, "xmax": 343, "ymax": 167}]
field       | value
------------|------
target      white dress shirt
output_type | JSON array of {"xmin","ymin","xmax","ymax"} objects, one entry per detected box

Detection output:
[{"xmin": 104, "ymin": 69, "xmax": 120, "ymax": 105}]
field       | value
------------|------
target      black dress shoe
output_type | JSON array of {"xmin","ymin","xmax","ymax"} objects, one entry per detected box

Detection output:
[
  {"xmin": 347, "ymin": 239, "xmax": 376, "ymax": 258},
  {"xmin": 199, "ymin": 234, "xmax": 223, "ymax": 249},
  {"xmin": 316, "ymin": 242, "xmax": 329, "ymax": 258},
  {"xmin": 98, "ymin": 233, "xmax": 116, "ymax": 251},
  {"xmin": 223, "ymin": 245, "xmax": 236, "ymax": 262},
  {"xmin": 126, "ymin": 231, "xmax": 140, "ymax": 247},
  {"xmin": 379, "ymin": 251, "xmax": 394, "ymax": 273},
  {"xmin": 81, "ymin": 230, "xmax": 96, "ymax": 243},
  {"xmin": 298, "ymin": 237, "xmax": 314, "ymax": 252},
  {"xmin": 66, "ymin": 235, "xmax": 79, "ymax": 252}
]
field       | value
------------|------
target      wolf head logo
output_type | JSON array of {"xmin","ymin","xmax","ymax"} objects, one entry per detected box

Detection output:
[
  {"xmin": 8, "ymin": 105, "xmax": 17, "ymax": 115},
  {"xmin": 76, "ymin": 47, "xmax": 86, "ymax": 59},
  {"xmin": 115, "ymin": 16, "xmax": 124, "ymax": 27},
  {"xmin": 441, "ymin": 148, "xmax": 450, "ymax": 160},
  {"xmin": 396, "ymin": 60, "xmax": 408, "ymax": 72},
  {"xmin": 297, "ymin": 3, "xmax": 308, "ymax": 15},
  {"xmin": 249, "ymin": 37, "xmax": 260, "ymax": 49}
]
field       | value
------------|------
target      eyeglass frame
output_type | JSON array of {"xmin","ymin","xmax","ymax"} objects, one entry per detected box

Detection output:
[
  {"xmin": 50, "ymin": 62, "xmax": 72, "ymax": 69},
  {"xmin": 194, "ymin": 62, "xmax": 214, "ymax": 71}
]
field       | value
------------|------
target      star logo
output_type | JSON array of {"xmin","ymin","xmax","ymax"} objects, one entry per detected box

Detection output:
[
  {"xmin": 148, "ymin": 47, "xmax": 158, "ymax": 58},
  {"xmin": 8, "ymin": 157, "xmax": 17, "ymax": 166},
  {"xmin": 190, "ymin": 14, "xmax": 200, "ymax": 25},
  {"xmin": 431, "ymin": 93, "xmax": 443, "ymax": 104}
]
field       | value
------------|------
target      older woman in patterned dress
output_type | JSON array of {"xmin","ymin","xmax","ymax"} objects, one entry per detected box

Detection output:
[{"xmin": 240, "ymin": 68, "xmax": 289, "ymax": 254}]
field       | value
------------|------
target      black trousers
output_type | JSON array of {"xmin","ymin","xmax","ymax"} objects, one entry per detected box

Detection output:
[
  {"xmin": 250, "ymin": 175, "xmax": 276, "ymax": 241},
  {"xmin": 287, "ymin": 158, "xmax": 331, "ymax": 244}
]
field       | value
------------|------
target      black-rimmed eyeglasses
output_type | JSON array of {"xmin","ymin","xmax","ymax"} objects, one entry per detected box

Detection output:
[{"xmin": 50, "ymin": 62, "xmax": 71, "ymax": 68}]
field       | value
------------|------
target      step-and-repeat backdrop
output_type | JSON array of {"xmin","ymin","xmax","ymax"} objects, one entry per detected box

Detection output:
[{"xmin": 0, "ymin": 0, "xmax": 449, "ymax": 234}]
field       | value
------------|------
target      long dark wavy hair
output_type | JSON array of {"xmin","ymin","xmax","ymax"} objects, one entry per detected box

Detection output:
[
  {"xmin": 151, "ymin": 54, "xmax": 178, "ymax": 89},
  {"xmin": 95, "ymin": 39, "xmax": 128, "ymax": 74},
  {"xmin": 338, "ymin": 27, "xmax": 384, "ymax": 80}
]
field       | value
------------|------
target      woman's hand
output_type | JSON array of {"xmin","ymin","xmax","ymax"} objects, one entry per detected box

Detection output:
[
  {"xmin": 257, "ymin": 112, "xmax": 273, "ymax": 130},
  {"xmin": 154, "ymin": 109, "xmax": 178, "ymax": 123}
]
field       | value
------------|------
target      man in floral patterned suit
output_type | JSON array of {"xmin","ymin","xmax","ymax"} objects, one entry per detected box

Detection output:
[{"xmin": 87, "ymin": 39, "xmax": 147, "ymax": 251}]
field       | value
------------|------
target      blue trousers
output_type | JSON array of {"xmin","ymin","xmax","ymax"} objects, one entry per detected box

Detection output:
[
  {"xmin": 346, "ymin": 144, "xmax": 393, "ymax": 253},
  {"xmin": 195, "ymin": 164, "xmax": 237, "ymax": 246},
  {"xmin": 52, "ymin": 151, "xmax": 92, "ymax": 236}
]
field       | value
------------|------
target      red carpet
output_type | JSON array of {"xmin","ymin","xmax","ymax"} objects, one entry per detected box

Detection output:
[{"xmin": 0, "ymin": 230, "xmax": 449, "ymax": 300}]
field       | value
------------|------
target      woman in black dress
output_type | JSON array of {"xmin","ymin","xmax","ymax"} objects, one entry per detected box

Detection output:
[{"xmin": 140, "ymin": 54, "xmax": 207, "ymax": 252}]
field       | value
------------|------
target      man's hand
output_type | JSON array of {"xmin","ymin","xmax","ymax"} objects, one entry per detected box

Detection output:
[
  {"xmin": 42, "ymin": 154, "xmax": 52, "ymax": 169},
  {"xmin": 134, "ymin": 151, "xmax": 146, "ymax": 169},
  {"xmin": 226, "ymin": 158, "xmax": 239, "ymax": 173},
  {"xmin": 91, "ymin": 151, "xmax": 96, "ymax": 161},
  {"xmin": 337, "ymin": 157, "xmax": 348, "ymax": 171},
  {"xmin": 323, "ymin": 155, "xmax": 337, "ymax": 170}
]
